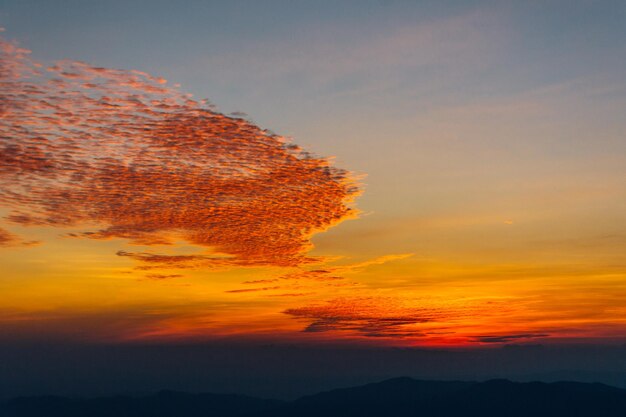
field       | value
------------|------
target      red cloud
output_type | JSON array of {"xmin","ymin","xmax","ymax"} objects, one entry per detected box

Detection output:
[
  {"xmin": 284, "ymin": 297, "xmax": 513, "ymax": 340},
  {"xmin": 0, "ymin": 226, "xmax": 39, "ymax": 248},
  {"xmin": 284, "ymin": 297, "xmax": 445, "ymax": 338},
  {"xmin": 0, "ymin": 227, "xmax": 19, "ymax": 246},
  {"xmin": 0, "ymin": 35, "xmax": 359, "ymax": 269}
]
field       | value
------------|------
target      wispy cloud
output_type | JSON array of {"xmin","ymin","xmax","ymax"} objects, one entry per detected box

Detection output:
[
  {"xmin": 0, "ymin": 226, "xmax": 39, "ymax": 247},
  {"xmin": 225, "ymin": 286, "xmax": 281, "ymax": 294},
  {"xmin": 472, "ymin": 333, "xmax": 549, "ymax": 344},
  {"xmin": 199, "ymin": 10, "xmax": 501, "ymax": 95},
  {"xmin": 284, "ymin": 297, "xmax": 448, "ymax": 339},
  {"xmin": 284, "ymin": 295, "xmax": 529, "ymax": 342},
  {"xmin": 0, "ymin": 227, "xmax": 19, "ymax": 247},
  {"xmin": 0, "ymin": 34, "xmax": 359, "ymax": 269},
  {"xmin": 143, "ymin": 273, "xmax": 184, "ymax": 280},
  {"xmin": 276, "ymin": 253, "xmax": 413, "ymax": 281}
]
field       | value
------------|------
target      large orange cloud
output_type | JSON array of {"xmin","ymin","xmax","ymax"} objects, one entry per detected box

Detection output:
[{"xmin": 0, "ymin": 35, "xmax": 359, "ymax": 268}]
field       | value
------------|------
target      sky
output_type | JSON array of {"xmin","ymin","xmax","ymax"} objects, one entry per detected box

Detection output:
[{"xmin": 1, "ymin": 0, "xmax": 626, "ymax": 382}]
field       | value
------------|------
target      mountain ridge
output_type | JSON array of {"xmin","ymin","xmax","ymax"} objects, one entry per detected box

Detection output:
[{"xmin": 4, "ymin": 377, "xmax": 626, "ymax": 417}]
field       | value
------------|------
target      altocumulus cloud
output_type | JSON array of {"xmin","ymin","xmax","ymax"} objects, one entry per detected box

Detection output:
[{"xmin": 0, "ymin": 34, "xmax": 359, "ymax": 268}]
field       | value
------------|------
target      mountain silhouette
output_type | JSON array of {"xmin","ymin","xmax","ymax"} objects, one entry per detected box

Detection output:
[
  {"xmin": 2, "ymin": 390, "xmax": 284, "ymax": 417},
  {"xmin": 4, "ymin": 377, "xmax": 626, "ymax": 417}
]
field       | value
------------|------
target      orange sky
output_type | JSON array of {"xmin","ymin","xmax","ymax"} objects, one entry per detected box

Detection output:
[{"xmin": 1, "ymin": 10, "xmax": 626, "ymax": 349}]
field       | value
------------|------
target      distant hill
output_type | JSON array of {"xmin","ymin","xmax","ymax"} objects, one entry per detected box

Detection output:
[
  {"xmin": 4, "ymin": 377, "xmax": 626, "ymax": 417},
  {"xmin": 250, "ymin": 377, "xmax": 626, "ymax": 417},
  {"xmin": 1, "ymin": 391, "xmax": 284, "ymax": 417}
]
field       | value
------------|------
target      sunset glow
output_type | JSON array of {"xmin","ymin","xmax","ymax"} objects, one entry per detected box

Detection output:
[{"xmin": 1, "ymin": 2, "xmax": 625, "ymax": 352}]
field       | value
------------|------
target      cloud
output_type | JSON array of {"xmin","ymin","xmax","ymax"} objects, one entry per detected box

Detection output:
[
  {"xmin": 0, "ymin": 306, "xmax": 201, "ymax": 343},
  {"xmin": 279, "ymin": 269, "xmax": 344, "ymax": 281},
  {"xmin": 269, "ymin": 292, "xmax": 314, "ymax": 297},
  {"xmin": 284, "ymin": 296, "xmax": 523, "ymax": 341},
  {"xmin": 473, "ymin": 333, "xmax": 549, "ymax": 344},
  {"xmin": 0, "ymin": 227, "xmax": 19, "ymax": 246},
  {"xmin": 144, "ymin": 273, "xmax": 184, "ymax": 280},
  {"xmin": 115, "ymin": 250, "xmax": 232, "ymax": 270},
  {"xmin": 225, "ymin": 286, "xmax": 281, "ymax": 294},
  {"xmin": 332, "ymin": 253, "xmax": 414, "ymax": 273},
  {"xmin": 242, "ymin": 279, "xmax": 279, "ymax": 284},
  {"xmin": 0, "ymin": 227, "xmax": 39, "ymax": 248},
  {"xmin": 276, "ymin": 253, "xmax": 413, "ymax": 282},
  {"xmin": 202, "ymin": 11, "xmax": 500, "ymax": 94},
  {"xmin": 224, "ymin": 253, "xmax": 412, "ymax": 297},
  {"xmin": 284, "ymin": 297, "xmax": 447, "ymax": 339},
  {"xmin": 0, "ymin": 34, "xmax": 359, "ymax": 269}
]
